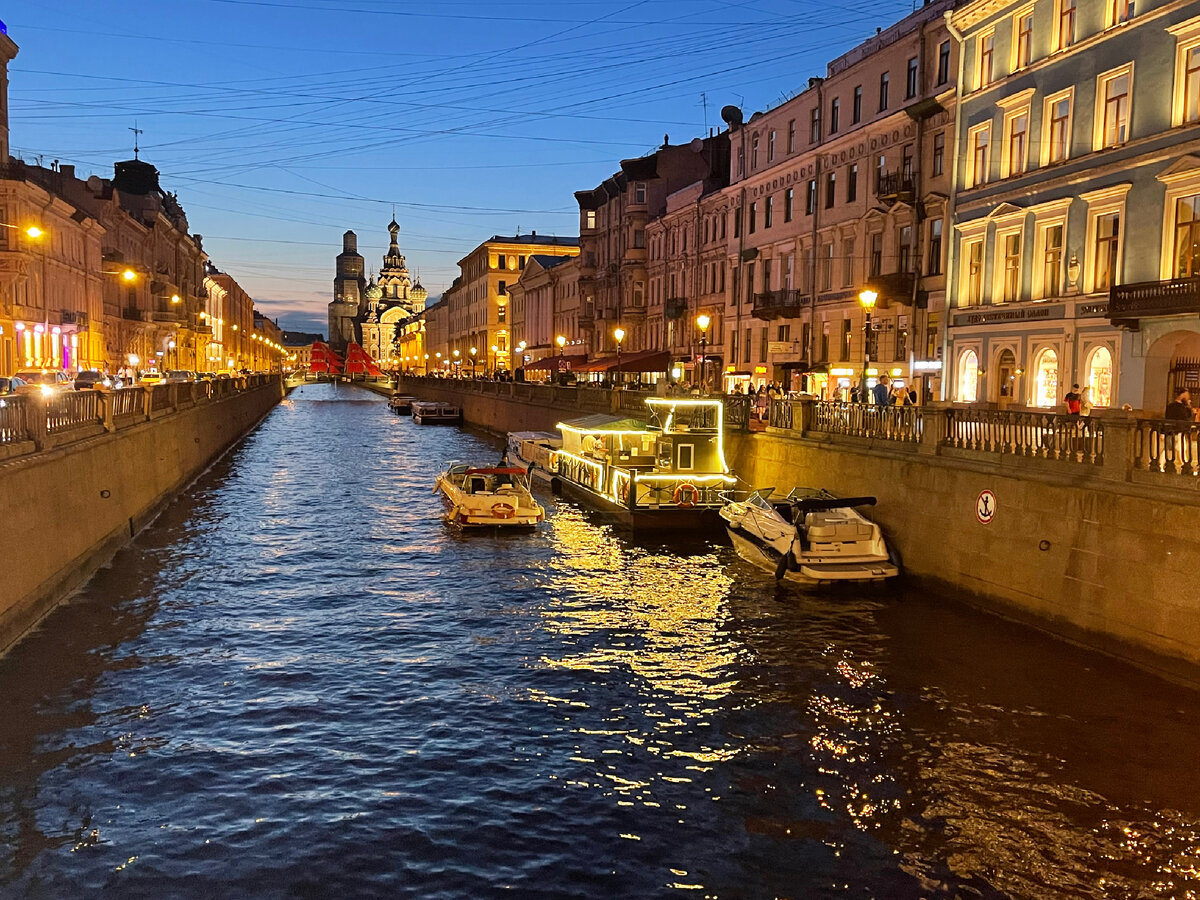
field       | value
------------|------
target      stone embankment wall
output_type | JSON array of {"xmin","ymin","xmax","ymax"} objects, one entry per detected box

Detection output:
[
  {"xmin": 393, "ymin": 376, "xmax": 1200, "ymax": 684},
  {"xmin": 0, "ymin": 377, "xmax": 286, "ymax": 655}
]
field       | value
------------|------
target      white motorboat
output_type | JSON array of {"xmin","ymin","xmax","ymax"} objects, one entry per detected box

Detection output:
[
  {"xmin": 505, "ymin": 431, "xmax": 561, "ymax": 483},
  {"xmin": 435, "ymin": 463, "xmax": 546, "ymax": 529},
  {"xmin": 411, "ymin": 400, "xmax": 461, "ymax": 425},
  {"xmin": 720, "ymin": 488, "xmax": 899, "ymax": 585}
]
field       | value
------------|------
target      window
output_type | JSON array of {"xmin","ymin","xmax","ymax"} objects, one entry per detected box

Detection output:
[
  {"xmin": 842, "ymin": 237, "xmax": 855, "ymax": 287},
  {"xmin": 876, "ymin": 153, "xmax": 887, "ymax": 192},
  {"xmin": 784, "ymin": 188, "xmax": 794, "ymax": 223},
  {"xmin": 633, "ymin": 229, "xmax": 645, "ymax": 248},
  {"xmin": 841, "ymin": 319, "xmax": 852, "ymax": 360},
  {"xmin": 958, "ymin": 350, "xmax": 980, "ymax": 402},
  {"xmin": 1041, "ymin": 223, "xmax": 1064, "ymax": 298},
  {"xmin": 759, "ymin": 328, "xmax": 769, "ymax": 362},
  {"xmin": 518, "ymin": 254, "xmax": 526, "ymax": 269},
  {"xmin": 895, "ymin": 315, "xmax": 908, "ymax": 361},
  {"xmin": 1045, "ymin": 90, "xmax": 1073, "ymax": 164},
  {"xmin": 751, "ymin": 135, "xmax": 760, "ymax": 169},
  {"xmin": 847, "ymin": 164, "xmax": 858, "ymax": 203},
  {"xmin": 497, "ymin": 279, "xmax": 507, "ymax": 295},
  {"xmin": 907, "ymin": 56, "xmax": 919, "ymax": 98},
  {"xmin": 737, "ymin": 146, "xmax": 745, "ymax": 177},
  {"xmin": 1107, "ymin": 0, "xmax": 1133, "ymax": 27},
  {"xmin": 768, "ymin": 129, "xmax": 776, "ymax": 162},
  {"xmin": 497, "ymin": 305, "xmax": 507, "ymax": 322},
  {"xmin": 635, "ymin": 182, "xmax": 646, "ymax": 203},
  {"xmin": 932, "ymin": 131, "xmax": 945, "ymax": 176},
  {"xmin": 584, "ymin": 210, "xmax": 596, "ymax": 230},
  {"xmin": 965, "ymin": 239, "xmax": 984, "ymax": 306},
  {"xmin": 764, "ymin": 196, "xmax": 774, "ymax": 228},
  {"xmin": 1014, "ymin": 10, "xmax": 1033, "ymax": 69},
  {"xmin": 937, "ymin": 40, "xmax": 951, "ymax": 85},
  {"xmin": 743, "ymin": 327, "xmax": 752, "ymax": 363},
  {"xmin": 969, "ymin": 123, "xmax": 991, "ymax": 187},
  {"xmin": 869, "ymin": 232, "xmax": 883, "ymax": 277},
  {"xmin": 1179, "ymin": 43, "xmax": 1200, "ymax": 126},
  {"xmin": 733, "ymin": 206, "xmax": 741, "ymax": 238},
  {"xmin": 928, "ymin": 219, "xmax": 943, "ymax": 275},
  {"xmin": 1056, "ymin": 0, "xmax": 1077, "ymax": 52},
  {"xmin": 810, "ymin": 108, "xmax": 821, "ymax": 144},
  {"xmin": 1086, "ymin": 346, "xmax": 1114, "ymax": 407},
  {"xmin": 825, "ymin": 172, "xmax": 836, "ymax": 209},
  {"xmin": 978, "ymin": 32, "xmax": 995, "ymax": 88},
  {"xmin": 1004, "ymin": 110, "xmax": 1028, "ymax": 177},
  {"xmin": 1034, "ymin": 348, "xmax": 1059, "ymax": 407},
  {"xmin": 820, "ymin": 243, "xmax": 833, "ymax": 291},
  {"xmin": 879, "ymin": 72, "xmax": 890, "ymax": 111},
  {"xmin": 853, "ymin": 86, "xmax": 863, "ymax": 123},
  {"xmin": 1175, "ymin": 193, "xmax": 1200, "ymax": 277},
  {"xmin": 1093, "ymin": 212, "xmax": 1121, "ymax": 292},
  {"xmin": 745, "ymin": 263, "xmax": 755, "ymax": 305},
  {"xmin": 806, "ymin": 179, "xmax": 817, "ymax": 215},
  {"xmin": 783, "ymin": 253, "xmax": 795, "ymax": 290},
  {"xmin": 787, "ymin": 119, "xmax": 796, "ymax": 153},
  {"xmin": 762, "ymin": 259, "xmax": 771, "ymax": 292},
  {"xmin": 748, "ymin": 201, "xmax": 757, "ymax": 235},
  {"xmin": 1000, "ymin": 232, "xmax": 1022, "ymax": 302},
  {"xmin": 902, "ymin": 144, "xmax": 914, "ymax": 179},
  {"xmin": 898, "ymin": 225, "xmax": 912, "ymax": 272},
  {"xmin": 1097, "ymin": 66, "xmax": 1132, "ymax": 149},
  {"xmin": 830, "ymin": 98, "xmax": 840, "ymax": 134}
]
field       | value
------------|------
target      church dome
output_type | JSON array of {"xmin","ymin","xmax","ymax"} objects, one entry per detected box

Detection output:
[
  {"xmin": 365, "ymin": 279, "xmax": 383, "ymax": 301},
  {"xmin": 411, "ymin": 282, "xmax": 428, "ymax": 305}
]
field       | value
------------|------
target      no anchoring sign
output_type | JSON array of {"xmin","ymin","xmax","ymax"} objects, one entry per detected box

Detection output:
[{"xmin": 976, "ymin": 490, "xmax": 996, "ymax": 525}]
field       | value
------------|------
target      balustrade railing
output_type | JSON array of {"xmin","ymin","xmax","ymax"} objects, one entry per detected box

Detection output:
[
  {"xmin": 45, "ymin": 390, "xmax": 102, "ymax": 434},
  {"xmin": 944, "ymin": 407, "xmax": 1104, "ymax": 464},
  {"xmin": 0, "ymin": 396, "xmax": 32, "ymax": 445},
  {"xmin": 724, "ymin": 395, "xmax": 752, "ymax": 431},
  {"xmin": 1133, "ymin": 419, "xmax": 1200, "ymax": 475},
  {"xmin": 810, "ymin": 401, "xmax": 923, "ymax": 443},
  {"xmin": 110, "ymin": 387, "xmax": 144, "ymax": 418}
]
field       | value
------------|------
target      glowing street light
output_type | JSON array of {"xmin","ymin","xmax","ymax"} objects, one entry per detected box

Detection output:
[
  {"xmin": 613, "ymin": 326, "xmax": 625, "ymax": 386},
  {"xmin": 859, "ymin": 289, "xmax": 878, "ymax": 403},
  {"xmin": 696, "ymin": 313, "xmax": 711, "ymax": 392}
]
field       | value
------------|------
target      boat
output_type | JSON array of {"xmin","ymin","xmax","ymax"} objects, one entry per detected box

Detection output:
[
  {"xmin": 411, "ymin": 400, "xmax": 462, "ymax": 425},
  {"xmin": 505, "ymin": 431, "xmax": 562, "ymax": 484},
  {"xmin": 548, "ymin": 397, "xmax": 735, "ymax": 530},
  {"xmin": 719, "ymin": 487, "xmax": 900, "ymax": 585},
  {"xmin": 388, "ymin": 393, "xmax": 416, "ymax": 414},
  {"xmin": 434, "ymin": 463, "xmax": 545, "ymax": 529}
]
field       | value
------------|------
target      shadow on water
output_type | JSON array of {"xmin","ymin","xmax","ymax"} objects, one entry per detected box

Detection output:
[{"xmin": 2, "ymin": 381, "xmax": 1200, "ymax": 898}]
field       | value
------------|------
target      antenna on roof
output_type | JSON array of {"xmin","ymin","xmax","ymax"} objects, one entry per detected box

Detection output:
[{"xmin": 130, "ymin": 122, "xmax": 143, "ymax": 160}]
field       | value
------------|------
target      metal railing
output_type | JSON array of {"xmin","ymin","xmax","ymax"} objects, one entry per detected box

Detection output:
[
  {"xmin": 724, "ymin": 395, "xmax": 752, "ymax": 431},
  {"xmin": 809, "ymin": 401, "xmax": 923, "ymax": 443},
  {"xmin": 1133, "ymin": 419, "xmax": 1200, "ymax": 475},
  {"xmin": 944, "ymin": 407, "xmax": 1104, "ymax": 464}
]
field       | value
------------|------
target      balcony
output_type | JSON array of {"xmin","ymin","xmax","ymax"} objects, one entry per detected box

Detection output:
[
  {"xmin": 577, "ymin": 252, "xmax": 597, "ymax": 276},
  {"xmin": 622, "ymin": 302, "xmax": 647, "ymax": 320},
  {"xmin": 753, "ymin": 289, "xmax": 807, "ymax": 320},
  {"xmin": 152, "ymin": 309, "xmax": 185, "ymax": 323},
  {"xmin": 60, "ymin": 310, "xmax": 88, "ymax": 327},
  {"xmin": 122, "ymin": 307, "xmax": 145, "ymax": 322},
  {"xmin": 1109, "ymin": 277, "xmax": 1200, "ymax": 326},
  {"xmin": 578, "ymin": 300, "xmax": 595, "ymax": 330},
  {"xmin": 877, "ymin": 170, "xmax": 916, "ymax": 203}
]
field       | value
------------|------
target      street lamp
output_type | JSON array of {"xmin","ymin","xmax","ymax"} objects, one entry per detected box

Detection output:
[
  {"xmin": 168, "ymin": 338, "xmax": 176, "ymax": 371},
  {"xmin": 859, "ymin": 289, "xmax": 878, "ymax": 403},
  {"xmin": 556, "ymin": 334, "xmax": 566, "ymax": 357},
  {"xmin": 452, "ymin": 348, "xmax": 461, "ymax": 377},
  {"xmin": 469, "ymin": 345, "xmax": 477, "ymax": 378},
  {"xmin": 491, "ymin": 344, "xmax": 499, "ymax": 376},
  {"xmin": 613, "ymin": 326, "xmax": 625, "ymax": 388},
  {"xmin": 696, "ymin": 313, "xmax": 711, "ymax": 392}
]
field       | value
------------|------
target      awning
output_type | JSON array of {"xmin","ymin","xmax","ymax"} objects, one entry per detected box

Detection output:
[
  {"xmin": 524, "ymin": 353, "xmax": 587, "ymax": 372},
  {"xmin": 559, "ymin": 414, "xmax": 646, "ymax": 431},
  {"xmin": 584, "ymin": 349, "xmax": 674, "ymax": 374}
]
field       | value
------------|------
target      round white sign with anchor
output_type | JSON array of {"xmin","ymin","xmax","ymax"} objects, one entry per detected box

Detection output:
[{"xmin": 976, "ymin": 490, "xmax": 997, "ymax": 525}]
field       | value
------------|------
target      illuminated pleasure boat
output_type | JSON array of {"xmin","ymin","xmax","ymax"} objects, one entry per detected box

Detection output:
[
  {"xmin": 411, "ymin": 400, "xmax": 461, "ymax": 425},
  {"xmin": 550, "ymin": 397, "xmax": 735, "ymax": 530},
  {"xmin": 435, "ymin": 463, "xmax": 545, "ymax": 529},
  {"xmin": 720, "ymin": 488, "xmax": 900, "ymax": 585}
]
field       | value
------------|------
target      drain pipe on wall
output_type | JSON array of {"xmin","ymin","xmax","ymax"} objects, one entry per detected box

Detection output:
[{"xmin": 941, "ymin": 10, "xmax": 967, "ymax": 402}]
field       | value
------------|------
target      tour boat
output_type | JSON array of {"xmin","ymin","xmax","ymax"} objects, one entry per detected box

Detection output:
[
  {"xmin": 434, "ymin": 463, "xmax": 546, "ymax": 529},
  {"xmin": 505, "ymin": 431, "xmax": 562, "ymax": 484},
  {"xmin": 388, "ymin": 393, "xmax": 415, "ymax": 414},
  {"xmin": 719, "ymin": 488, "xmax": 900, "ymax": 585},
  {"xmin": 548, "ymin": 397, "xmax": 735, "ymax": 530},
  {"xmin": 411, "ymin": 400, "xmax": 461, "ymax": 425}
]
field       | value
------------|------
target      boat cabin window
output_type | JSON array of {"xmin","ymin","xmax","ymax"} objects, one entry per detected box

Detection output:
[
  {"xmin": 470, "ymin": 476, "xmax": 488, "ymax": 494},
  {"xmin": 677, "ymin": 444, "xmax": 695, "ymax": 471}
]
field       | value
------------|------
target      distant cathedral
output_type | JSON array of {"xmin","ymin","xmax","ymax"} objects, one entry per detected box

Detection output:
[{"xmin": 328, "ymin": 219, "xmax": 427, "ymax": 356}]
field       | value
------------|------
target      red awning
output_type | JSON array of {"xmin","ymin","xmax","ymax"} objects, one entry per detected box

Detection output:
[
  {"xmin": 523, "ymin": 354, "xmax": 587, "ymax": 372},
  {"xmin": 589, "ymin": 349, "xmax": 674, "ymax": 374}
]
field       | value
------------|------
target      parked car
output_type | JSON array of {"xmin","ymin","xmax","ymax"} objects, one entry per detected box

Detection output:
[
  {"xmin": 13, "ymin": 369, "xmax": 73, "ymax": 395},
  {"xmin": 165, "ymin": 370, "xmax": 194, "ymax": 383},
  {"xmin": 74, "ymin": 369, "xmax": 113, "ymax": 391},
  {"xmin": 196, "ymin": 372, "xmax": 217, "ymax": 381},
  {"xmin": 0, "ymin": 375, "xmax": 26, "ymax": 396},
  {"xmin": 138, "ymin": 371, "xmax": 165, "ymax": 385}
]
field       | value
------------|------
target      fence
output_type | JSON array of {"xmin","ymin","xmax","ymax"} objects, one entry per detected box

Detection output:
[
  {"xmin": 809, "ymin": 401, "xmax": 923, "ymax": 443},
  {"xmin": 45, "ymin": 390, "xmax": 102, "ymax": 436},
  {"xmin": 944, "ymin": 407, "xmax": 1104, "ymax": 465},
  {"xmin": 1133, "ymin": 420, "xmax": 1200, "ymax": 475}
]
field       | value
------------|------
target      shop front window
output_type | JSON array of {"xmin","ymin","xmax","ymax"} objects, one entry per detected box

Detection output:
[
  {"xmin": 1034, "ymin": 347, "xmax": 1059, "ymax": 407},
  {"xmin": 958, "ymin": 349, "xmax": 979, "ymax": 402},
  {"xmin": 1086, "ymin": 346, "xmax": 1113, "ymax": 407}
]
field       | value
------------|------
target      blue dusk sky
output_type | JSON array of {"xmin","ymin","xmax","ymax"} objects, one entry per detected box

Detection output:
[{"xmin": 7, "ymin": 0, "xmax": 917, "ymax": 334}]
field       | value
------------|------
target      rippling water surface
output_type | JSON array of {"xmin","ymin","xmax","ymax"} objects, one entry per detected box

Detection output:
[{"xmin": 2, "ymin": 381, "xmax": 1200, "ymax": 899}]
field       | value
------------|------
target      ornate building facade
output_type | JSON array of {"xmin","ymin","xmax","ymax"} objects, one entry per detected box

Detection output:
[{"xmin": 360, "ymin": 219, "xmax": 427, "ymax": 364}]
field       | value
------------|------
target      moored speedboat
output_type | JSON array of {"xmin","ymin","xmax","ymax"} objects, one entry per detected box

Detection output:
[
  {"xmin": 720, "ymin": 488, "xmax": 899, "ymax": 585},
  {"xmin": 411, "ymin": 400, "xmax": 461, "ymax": 425},
  {"xmin": 435, "ymin": 463, "xmax": 545, "ymax": 529},
  {"xmin": 388, "ymin": 393, "xmax": 416, "ymax": 414}
]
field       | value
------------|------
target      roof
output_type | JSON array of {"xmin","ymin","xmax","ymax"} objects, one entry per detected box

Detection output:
[
  {"xmin": 487, "ymin": 234, "xmax": 579, "ymax": 246},
  {"xmin": 559, "ymin": 414, "xmax": 647, "ymax": 432},
  {"xmin": 529, "ymin": 254, "xmax": 573, "ymax": 269}
]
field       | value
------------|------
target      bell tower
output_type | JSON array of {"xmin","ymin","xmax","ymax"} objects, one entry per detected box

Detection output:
[{"xmin": 328, "ymin": 230, "xmax": 365, "ymax": 351}]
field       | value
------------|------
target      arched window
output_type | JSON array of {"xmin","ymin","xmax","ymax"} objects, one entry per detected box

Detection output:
[
  {"xmin": 1033, "ymin": 347, "xmax": 1059, "ymax": 407},
  {"xmin": 1086, "ymin": 346, "xmax": 1113, "ymax": 407},
  {"xmin": 958, "ymin": 349, "xmax": 979, "ymax": 402}
]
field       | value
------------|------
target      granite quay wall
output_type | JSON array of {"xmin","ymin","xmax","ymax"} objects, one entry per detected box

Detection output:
[
  {"xmin": 0, "ymin": 375, "xmax": 286, "ymax": 656},
  {"xmin": 395, "ymin": 377, "xmax": 1200, "ymax": 683}
]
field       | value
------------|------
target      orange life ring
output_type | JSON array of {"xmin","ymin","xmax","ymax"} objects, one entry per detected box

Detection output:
[
  {"xmin": 491, "ymin": 502, "xmax": 516, "ymax": 519},
  {"xmin": 673, "ymin": 483, "xmax": 699, "ymax": 508}
]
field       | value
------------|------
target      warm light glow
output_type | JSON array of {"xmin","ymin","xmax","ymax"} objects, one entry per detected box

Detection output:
[
  {"xmin": 122, "ymin": 269, "xmax": 137, "ymax": 282},
  {"xmin": 25, "ymin": 226, "xmax": 44, "ymax": 239},
  {"xmin": 696, "ymin": 313, "xmax": 711, "ymax": 332},
  {"xmin": 613, "ymin": 327, "xmax": 625, "ymax": 344},
  {"xmin": 491, "ymin": 345, "xmax": 498, "ymax": 353},
  {"xmin": 858, "ymin": 289, "xmax": 878, "ymax": 309},
  {"xmin": 470, "ymin": 346, "xmax": 477, "ymax": 356},
  {"xmin": 128, "ymin": 354, "xmax": 140, "ymax": 366},
  {"xmin": 232, "ymin": 324, "xmax": 239, "ymax": 331},
  {"xmin": 556, "ymin": 335, "xmax": 567, "ymax": 348},
  {"xmin": 453, "ymin": 349, "xmax": 460, "ymax": 358},
  {"xmin": 170, "ymin": 294, "xmax": 181, "ymax": 304}
]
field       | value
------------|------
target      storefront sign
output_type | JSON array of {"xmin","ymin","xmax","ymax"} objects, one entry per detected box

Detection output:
[
  {"xmin": 952, "ymin": 305, "xmax": 1065, "ymax": 326},
  {"xmin": 913, "ymin": 360, "xmax": 943, "ymax": 371},
  {"xmin": 767, "ymin": 341, "xmax": 798, "ymax": 354},
  {"xmin": 1078, "ymin": 302, "xmax": 1109, "ymax": 317},
  {"xmin": 976, "ymin": 490, "xmax": 997, "ymax": 525}
]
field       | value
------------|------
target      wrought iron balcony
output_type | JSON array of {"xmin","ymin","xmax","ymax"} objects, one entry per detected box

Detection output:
[
  {"xmin": 876, "ymin": 169, "xmax": 916, "ymax": 202},
  {"xmin": 1109, "ymin": 276, "xmax": 1200, "ymax": 324},
  {"xmin": 753, "ymin": 289, "xmax": 806, "ymax": 320}
]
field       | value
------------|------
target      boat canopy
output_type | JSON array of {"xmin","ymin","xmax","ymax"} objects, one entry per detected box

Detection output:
[
  {"xmin": 558, "ymin": 414, "xmax": 647, "ymax": 432},
  {"xmin": 465, "ymin": 467, "xmax": 528, "ymax": 476}
]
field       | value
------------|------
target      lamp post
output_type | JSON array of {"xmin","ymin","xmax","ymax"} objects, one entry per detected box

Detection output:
[
  {"xmin": 696, "ymin": 313, "xmax": 711, "ymax": 393},
  {"xmin": 490, "ymin": 344, "xmax": 499, "ymax": 377},
  {"xmin": 469, "ymin": 345, "xmax": 477, "ymax": 378},
  {"xmin": 515, "ymin": 340, "xmax": 526, "ymax": 374},
  {"xmin": 613, "ymin": 326, "xmax": 624, "ymax": 388},
  {"xmin": 859, "ymin": 289, "xmax": 878, "ymax": 403},
  {"xmin": 168, "ymin": 338, "xmax": 176, "ymax": 371}
]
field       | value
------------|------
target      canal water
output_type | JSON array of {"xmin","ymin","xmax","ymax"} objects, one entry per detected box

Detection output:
[{"xmin": 2, "ymin": 382, "xmax": 1199, "ymax": 899}]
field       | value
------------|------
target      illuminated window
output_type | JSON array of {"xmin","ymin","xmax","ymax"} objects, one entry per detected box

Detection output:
[
  {"xmin": 1041, "ymin": 223, "xmax": 1064, "ymax": 298},
  {"xmin": 964, "ymin": 239, "xmax": 984, "ymax": 306},
  {"xmin": 1086, "ymin": 346, "xmax": 1113, "ymax": 407},
  {"xmin": 1044, "ymin": 90, "xmax": 1073, "ymax": 164},
  {"xmin": 968, "ymin": 123, "xmax": 991, "ymax": 187},
  {"xmin": 1055, "ymin": 0, "xmax": 1076, "ymax": 52},
  {"xmin": 1014, "ymin": 9, "xmax": 1033, "ymax": 69},
  {"xmin": 1173, "ymin": 193, "xmax": 1200, "ymax": 278},
  {"xmin": 1033, "ymin": 347, "xmax": 1059, "ymax": 407},
  {"xmin": 999, "ymin": 231, "xmax": 1022, "ymax": 303},
  {"xmin": 1106, "ymin": 0, "xmax": 1133, "ymax": 27},
  {"xmin": 958, "ymin": 349, "xmax": 979, "ymax": 402},
  {"xmin": 1003, "ymin": 110, "xmax": 1028, "ymax": 177},
  {"xmin": 1097, "ymin": 67, "xmax": 1132, "ymax": 149},
  {"xmin": 978, "ymin": 31, "xmax": 995, "ymax": 88},
  {"xmin": 1093, "ymin": 212, "xmax": 1121, "ymax": 292}
]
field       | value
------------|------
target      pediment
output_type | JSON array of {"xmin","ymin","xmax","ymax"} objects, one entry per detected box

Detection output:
[
  {"xmin": 1157, "ymin": 155, "xmax": 1200, "ymax": 186},
  {"xmin": 985, "ymin": 202, "xmax": 1025, "ymax": 221}
]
